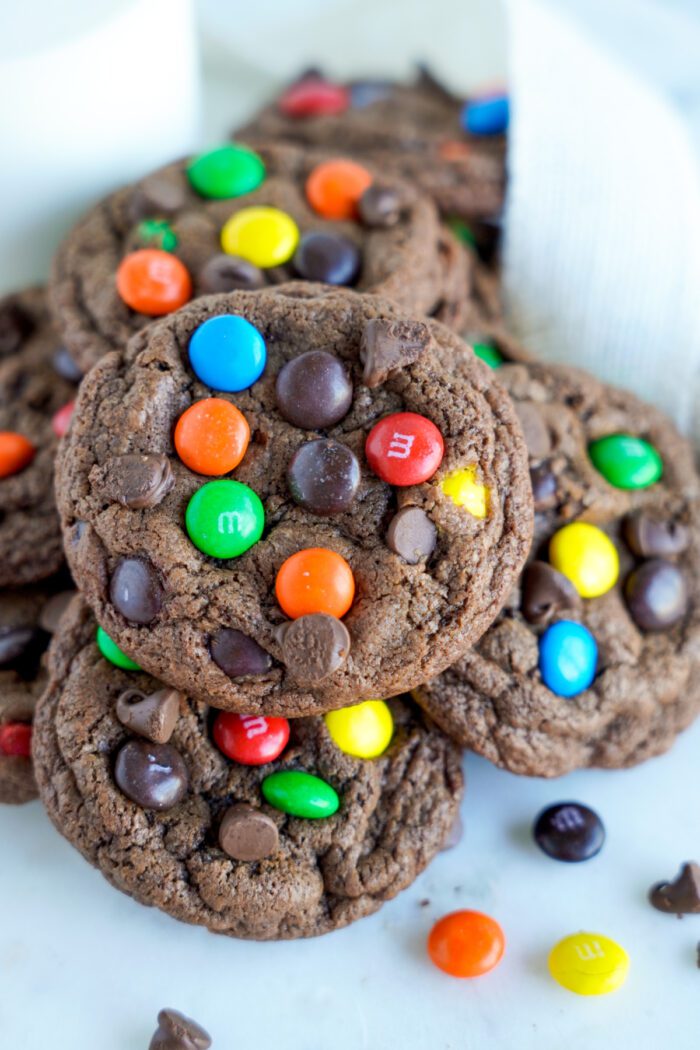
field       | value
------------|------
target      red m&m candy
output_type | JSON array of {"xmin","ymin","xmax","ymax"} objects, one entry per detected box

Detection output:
[
  {"xmin": 52, "ymin": 400, "xmax": 75, "ymax": 438},
  {"xmin": 365, "ymin": 412, "xmax": 444, "ymax": 486},
  {"xmin": 0, "ymin": 722, "xmax": 32, "ymax": 757},
  {"xmin": 213, "ymin": 712, "xmax": 290, "ymax": 766},
  {"xmin": 279, "ymin": 79, "xmax": 350, "ymax": 118}
]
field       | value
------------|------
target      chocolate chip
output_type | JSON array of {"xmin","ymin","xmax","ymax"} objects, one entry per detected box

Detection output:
[
  {"xmin": 276, "ymin": 350, "xmax": 353, "ymax": 429},
  {"xmin": 529, "ymin": 463, "xmax": 557, "ymax": 511},
  {"xmin": 219, "ymin": 803, "xmax": 279, "ymax": 862},
  {"xmin": 515, "ymin": 401, "xmax": 551, "ymax": 460},
  {"xmin": 110, "ymin": 556, "xmax": 164, "ymax": 625},
  {"xmin": 149, "ymin": 1008, "xmax": 212, "ymax": 1050},
  {"xmin": 293, "ymin": 231, "xmax": 361, "ymax": 286},
  {"xmin": 625, "ymin": 558, "xmax": 688, "ymax": 631},
  {"xmin": 623, "ymin": 510, "xmax": 689, "ymax": 558},
  {"xmin": 102, "ymin": 453, "xmax": 174, "ymax": 509},
  {"xmin": 649, "ymin": 862, "xmax": 700, "ymax": 916},
  {"xmin": 287, "ymin": 439, "xmax": 360, "ymax": 515},
  {"xmin": 0, "ymin": 302, "xmax": 33, "ymax": 357},
  {"xmin": 198, "ymin": 253, "xmax": 265, "ymax": 294},
  {"xmin": 0, "ymin": 627, "xmax": 38, "ymax": 667},
  {"xmin": 210, "ymin": 628, "xmax": 272, "ymax": 678},
  {"xmin": 280, "ymin": 613, "xmax": 350, "ymax": 684},
  {"xmin": 359, "ymin": 318, "xmax": 431, "ymax": 388},
  {"xmin": 521, "ymin": 561, "xmax": 580, "ymax": 624},
  {"xmin": 358, "ymin": 184, "xmax": 403, "ymax": 228},
  {"xmin": 441, "ymin": 813, "xmax": 463, "ymax": 851},
  {"xmin": 533, "ymin": 802, "xmax": 605, "ymax": 862},
  {"xmin": 386, "ymin": 506, "xmax": 437, "ymax": 564},
  {"xmin": 114, "ymin": 740, "xmax": 188, "ymax": 811},
  {"xmin": 115, "ymin": 687, "xmax": 181, "ymax": 743},
  {"xmin": 38, "ymin": 590, "xmax": 76, "ymax": 634},
  {"xmin": 129, "ymin": 174, "xmax": 186, "ymax": 222},
  {"xmin": 52, "ymin": 346, "xmax": 83, "ymax": 382}
]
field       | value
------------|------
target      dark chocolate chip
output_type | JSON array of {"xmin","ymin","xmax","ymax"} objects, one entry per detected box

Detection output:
[
  {"xmin": 287, "ymin": 439, "xmax": 359, "ymax": 515},
  {"xmin": 115, "ymin": 687, "xmax": 181, "ymax": 743},
  {"xmin": 149, "ymin": 1009, "xmax": 212, "ymax": 1050},
  {"xmin": 276, "ymin": 350, "xmax": 352, "ymax": 429},
  {"xmin": 280, "ymin": 613, "xmax": 350, "ymax": 684},
  {"xmin": 110, "ymin": 557, "xmax": 163, "ymax": 625},
  {"xmin": 293, "ymin": 231, "xmax": 361, "ymax": 286},
  {"xmin": 0, "ymin": 302, "xmax": 33, "ymax": 357},
  {"xmin": 529, "ymin": 463, "xmax": 557, "ymax": 511},
  {"xmin": 649, "ymin": 862, "xmax": 700, "ymax": 916},
  {"xmin": 514, "ymin": 401, "xmax": 551, "ymax": 460},
  {"xmin": 219, "ymin": 803, "xmax": 279, "ymax": 861},
  {"xmin": 358, "ymin": 184, "xmax": 403, "ymax": 228},
  {"xmin": 52, "ymin": 346, "xmax": 83, "ymax": 382},
  {"xmin": 38, "ymin": 590, "xmax": 76, "ymax": 634},
  {"xmin": 0, "ymin": 627, "xmax": 37, "ymax": 667},
  {"xmin": 102, "ymin": 453, "xmax": 174, "ymax": 509},
  {"xmin": 625, "ymin": 558, "xmax": 688, "ymax": 631},
  {"xmin": 210, "ymin": 628, "xmax": 272, "ymax": 678},
  {"xmin": 198, "ymin": 253, "xmax": 265, "ymax": 294},
  {"xmin": 623, "ymin": 510, "xmax": 689, "ymax": 558},
  {"xmin": 359, "ymin": 317, "xmax": 431, "ymax": 388},
  {"xmin": 533, "ymin": 802, "xmax": 605, "ymax": 862},
  {"xmin": 386, "ymin": 506, "xmax": 437, "ymax": 564},
  {"xmin": 129, "ymin": 174, "xmax": 186, "ymax": 222},
  {"xmin": 114, "ymin": 740, "xmax": 188, "ymax": 811},
  {"xmin": 521, "ymin": 561, "xmax": 581, "ymax": 624}
]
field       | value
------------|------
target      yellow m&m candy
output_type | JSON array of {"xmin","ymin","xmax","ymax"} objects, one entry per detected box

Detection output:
[
  {"xmin": 325, "ymin": 700, "xmax": 394, "ymax": 759},
  {"xmin": 440, "ymin": 466, "xmax": 489, "ymax": 519},
  {"xmin": 549, "ymin": 522, "xmax": 619, "ymax": 598},
  {"xmin": 221, "ymin": 206, "xmax": 299, "ymax": 268},
  {"xmin": 548, "ymin": 931, "xmax": 629, "ymax": 996}
]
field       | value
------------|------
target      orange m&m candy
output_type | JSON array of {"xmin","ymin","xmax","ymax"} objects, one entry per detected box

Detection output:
[
  {"xmin": 306, "ymin": 159, "xmax": 373, "ymax": 220},
  {"xmin": 428, "ymin": 910, "xmax": 505, "ymax": 978},
  {"xmin": 116, "ymin": 249, "xmax": 192, "ymax": 316},
  {"xmin": 0, "ymin": 432, "xmax": 35, "ymax": 478},
  {"xmin": 276, "ymin": 547, "xmax": 355, "ymax": 619},
  {"xmin": 174, "ymin": 398, "xmax": 250, "ymax": 476}
]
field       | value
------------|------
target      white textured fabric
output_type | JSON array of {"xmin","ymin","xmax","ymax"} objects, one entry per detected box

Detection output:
[{"xmin": 505, "ymin": 0, "xmax": 700, "ymax": 443}]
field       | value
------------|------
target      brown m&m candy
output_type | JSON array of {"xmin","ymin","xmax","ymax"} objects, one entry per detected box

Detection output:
[
  {"xmin": 52, "ymin": 346, "xmax": 83, "ymax": 382},
  {"xmin": 114, "ymin": 740, "xmax": 188, "ymax": 810},
  {"xmin": 276, "ymin": 350, "xmax": 353, "ymax": 428},
  {"xmin": 625, "ymin": 559, "xmax": 688, "ymax": 631},
  {"xmin": 293, "ymin": 231, "xmax": 361, "ymax": 285},
  {"xmin": 287, "ymin": 438, "xmax": 360, "ymax": 515},
  {"xmin": 219, "ymin": 803, "xmax": 279, "ymax": 861},
  {"xmin": 149, "ymin": 1008, "xmax": 212, "ymax": 1050},
  {"xmin": 115, "ymin": 687, "xmax": 181, "ymax": 743},
  {"xmin": 521, "ymin": 561, "xmax": 581, "ymax": 625},
  {"xmin": 210, "ymin": 627, "xmax": 272, "ymax": 678},
  {"xmin": 358, "ymin": 184, "xmax": 403, "ymax": 228},
  {"xmin": 110, "ymin": 556, "xmax": 163, "ymax": 624},
  {"xmin": 0, "ymin": 626, "xmax": 39, "ymax": 666}
]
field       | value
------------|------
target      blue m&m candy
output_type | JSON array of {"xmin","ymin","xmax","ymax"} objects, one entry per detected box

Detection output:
[
  {"xmin": 188, "ymin": 314, "xmax": 266, "ymax": 392},
  {"xmin": 461, "ymin": 94, "xmax": 509, "ymax": 136},
  {"xmin": 538, "ymin": 620, "xmax": 597, "ymax": 698}
]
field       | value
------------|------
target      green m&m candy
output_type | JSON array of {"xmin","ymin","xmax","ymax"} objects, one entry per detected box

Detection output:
[
  {"xmin": 185, "ymin": 479, "xmax": 264, "ymax": 559},
  {"xmin": 135, "ymin": 219, "xmax": 178, "ymax": 252},
  {"xmin": 261, "ymin": 770, "xmax": 339, "ymax": 819},
  {"xmin": 187, "ymin": 144, "xmax": 265, "ymax": 199},
  {"xmin": 96, "ymin": 626, "xmax": 141, "ymax": 670},
  {"xmin": 447, "ymin": 216, "xmax": 476, "ymax": 248},
  {"xmin": 473, "ymin": 342, "xmax": 503, "ymax": 369},
  {"xmin": 588, "ymin": 434, "xmax": 663, "ymax": 490}
]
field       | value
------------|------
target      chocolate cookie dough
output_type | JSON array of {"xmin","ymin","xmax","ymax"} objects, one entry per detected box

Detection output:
[
  {"xmin": 33, "ymin": 598, "xmax": 464, "ymax": 939},
  {"xmin": 414, "ymin": 363, "xmax": 700, "ymax": 776},
  {"xmin": 50, "ymin": 140, "xmax": 473, "ymax": 373},
  {"xmin": 56, "ymin": 285, "xmax": 532, "ymax": 717},
  {"xmin": 0, "ymin": 289, "xmax": 79, "ymax": 586}
]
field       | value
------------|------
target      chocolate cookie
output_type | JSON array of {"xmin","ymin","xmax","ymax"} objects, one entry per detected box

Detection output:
[
  {"xmin": 0, "ymin": 289, "xmax": 79, "ymax": 586},
  {"xmin": 33, "ymin": 597, "xmax": 463, "ymax": 939},
  {"xmin": 414, "ymin": 362, "xmax": 700, "ymax": 776},
  {"xmin": 56, "ymin": 285, "xmax": 533, "ymax": 717},
  {"xmin": 50, "ymin": 140, "xmax": 473, "ymax": 373},
  {"xmin": 236, "ymin": 67, "xmax": 506, "ymax": 228}
]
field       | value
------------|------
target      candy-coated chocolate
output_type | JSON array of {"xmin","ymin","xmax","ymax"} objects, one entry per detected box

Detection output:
[
  {"xmin": 276, "ymin": 350, "xmax": 353, "ymax": 429},
  {"xmin": 187, "ymin": 144, "xmax": 265, "ymax": 199},
  {"xmin": 324, "ymin": 699, "xmax": 394, "ymax": 759},
  {"xmin": 213, "ymin": 711, "xmax": 290, "ymax": 765},
  {"xmin": 293, "ymin": 231, "xmax": 361, "ymax": 285},
  {"xmin": 135, "ymin": 218, "xmax": 177, "ymax": 252},
  {"xmin": 428, "ymin": 910, "xmax": 505, "ymax": 978},
  {"xmin": 52, "ymin": 346, "xmax": 83, "ymax": 383},
  {"xmin": 279, "ymin": 79, "xmax": 350, "ymax": 118},
  {"xmin": 116, "ymin": 249, "xmax": 192, "ymax": 315},
  {"xmin": 185, "ymin": 479, "xmax": 264, "ymax": 559},
  {"xmin": 96, "ymin": 626, "xmax": 141, "ymax": 670},
  {"xmin": 220, "ymin": 206, "xmax": 299, "ymax": 269},
  {"xmin": 624, "ymin": 559, "xmax": 688, "ymax": 631},
  {"xmin": 0, "ymin": 432, "xmax": 35, "ymax": 478},
  {"xmin": 549, "ymin": 522, "xmax": 619, "ymax": 599},
  {"xmin": 51, "ymin": 400, "xmax": 75, "ymax": 438},
  {"xmin": 275, "ymin": 547, "xmax": 354, "ymax": 620},
  {"xmin": 440, "ymin": 466, "xmax": 489, "ymax": 518},
  {"xmin": 473, "ymin": 342, "xmax": 503, "ymax": 368},
  {"xmin": 538, "ymin": 620, "xmax": 597, "ymax": 698},
  {"xmin": 305, "ymin": 158, "xmax": 373, "ymax": 220},
  {"xmin": 287, "ymin": 438, "xmax": 360, "ymax": 515},
  {"xmin": 0, "ymin": 722, "xmax": 32, "ymax": 758},
  {"xmin": 548, "ymin": 932, "xmax": 629, "ymax": 995},
  {"xmin": 365, "ymin": 412, "xmax": 444, "ymax": 486},
  {"xmin": 261, "ymin": 769, "xmax": 339, "ymax": 819},
  {"xmin": 588, "ymin": 433, "xmax": 662, "ymax": 490},
  {"xmin": 188, "ymin": 314, "xmax": 266, "ymax": 392},
  {"xmin": 174, "ymin": 397, "xmax": 250, "ymax": 476},
  {"xmin": 534, "ymin": 802, "xmax": 605, "ymax": 862},
  {"xmin": 461, "ymin": 94, "xmax": 510, "ymax": 136}
]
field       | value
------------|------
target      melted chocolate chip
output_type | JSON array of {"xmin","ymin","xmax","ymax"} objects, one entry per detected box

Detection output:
[
  {"xmin": 287, "ymin": 439, "xmax": 360, "ymax": 515},
  {"xmin": 293, "ymin": 231, "xmax": 361, "ymax": 286},
  {"xmin": 360, "ymin": 318, "xmax": 430, "ymax": 388},
  {"xmin": 521, "ymin": 561, "xmax": 581, "ymax": 624},
  {"xmin": 219, "ymin": 803, "xmax": 279, "ymax": 861},
  {"xmin": 276, "ymin": 350, "xmax": 353, "ymax": 429},
  {"xmin": 110, "ymin": 557, "xmax": 164, "ymax": 624},
  {"xmin": 102, "ymin": 453, "xmax": 174, "ymax": 509},
  {"xmin": 623, "ymin": 511, "xmax": 689, "ymax": 558},
  {"xmin": 279, "ymin": 613, "xmax": 350, "ymax": 684},
  {"xmin": 210, "ymin": 628, "xmax": 272, "ymax": 678},
  {"xmin": 386, "ymin": 506, "xmax": 437, "ymax": 564},
  {"xmin": 114, "ymin": 740, "xmax": 188, "ymax": 810},
  {"xmin": 149, "ymin": 1009, "xmax": 212, "ymax": 1050},
  {"xmin": 358, "ymin": 184, "xmax": 403, "ymax": 228},
  {"xmin": 625, "ymin": 559, "xmax": 688, "ymax": 631},
  {"xmin": 52, "ymin": 346, "xmax": 83, "ymax": 382},
  {"xmin": 649, "ymin": 862, "xmax": 700, "ymax": 916},
  {"xmin": 530, "ymin": 463, "xmax": 557, "ymax": 511},
  {"xmin": 198, "ymin": 253, "xmax": 265, "ymax": 294},
  {"xmin": 115, "ymin": 687, "xmax": 181, "ymax": 743}
]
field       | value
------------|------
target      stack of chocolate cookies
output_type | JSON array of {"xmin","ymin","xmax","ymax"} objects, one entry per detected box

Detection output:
[{"xmin": 4, "ymin": 67, "xmax": 699, "ymax": 941}]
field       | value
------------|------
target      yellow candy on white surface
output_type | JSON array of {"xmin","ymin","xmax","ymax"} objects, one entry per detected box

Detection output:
[
  {"xmin": 325, "ymin": 700, "xmax": 394, "ymax": 759},
  {"xmin": 221, "ymin": 206, "xmax": 299, "ymax": 268},
  {"xmin": 549, "ymin": 521, "xmax": 619, "ymax": 598},
  {"xmin": 548, "ymin": 931, "xmax": 629, "ymax": 996},
  {"xmin": 440, "ymin": 466, "xmax": 489, "ymax": 519}
]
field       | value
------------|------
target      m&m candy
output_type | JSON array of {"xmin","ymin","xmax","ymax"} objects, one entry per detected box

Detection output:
[
  {"xmin": 325, "ymin": 700, "xmax": 394, "ymax": 759},
  {"xmin": 261, "ymin": 770, "xmax": 339, "ymax": 819},
  {"xmin": 96, "ymin": 626, "xmax": 141, "ymax": 671},
  {"xmin": 187, "ymin": 144, "xmax": 265, "ymax": 199},
  {"xmin": 275, "ymin": 548, "xmax": 354, "ymax": 620},
  {"xmin": 0, "ymin": 722, "xmax": 32, "ymax": 757},
  {"xmin": 0, "ymin": 432, "xmax": 35, "ymax": 478},
  {"xmin": 293, "ymin": 231, "xmax": 361, "ymax": 285},
  {"xmin": 538, "ymin": 620, "xmax": 597, "ymax": 698},
  {"xmin": 279, "ymin": 78, "xmax": 350, "ymax": 118},
  {"xmin": 306, "ymin": 159, "xmax": 373, "ymax": 220},
  {"xmin": 588, "ymin": 433, "xmax": 663, "ymax": 490},
  {"xmin": 51, "ymin": 401, "xmax": 75, "ymax": 439},
  {"xmin": 213, "ymin": 712, "xmax": 290, "ymax": 766},
  {"xmin": 116, "ymin": 250, "xmax": 192, "ymax": 316},
  {"xmin": 549, "ymin": 522, "xmax": 619, "ymax": 599},
  {"xmin": 185, "ymin": 479, "xmax": 264, "ymax": 559},
  {"xmin": 174, "ymin": 398, "xmax": 250, "ymax": 476},
  {"xmin": 135, "ymin": 219, "xmax": 177, "ymax": 252},
  {"xmin": 473, "ymin": 342, "xmax": 503, "ymax": 369},
  {"xmin": 428, "ymin": 910, "xmax": 505, "ymax": 978},
  {"xmin": 440, "ymin": 466, "xmax": 489, "ymax": 518},
  {"xmin": 220, "ymin": 206, "xmax": 299, "ymax": 269},
  {"xmin": 548, "ymin": 932, "xmax": 629, "ymax": 995},
  {"xmin": 461, "ymin": 94, "xmax": 510, "ymax": 136},
  {"xmin": 533, "ymin": 802, "xmax": 605, "ymax": 862},
  {"xmin": 365, "ymin": 412, "xmax": 444, "ymax": 487},
  {"xmin": 188, "ymin": 314, "xmax": 266, "ymax": 393}
]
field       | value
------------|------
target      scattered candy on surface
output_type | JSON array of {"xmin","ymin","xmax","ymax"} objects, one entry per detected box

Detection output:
[
  {"xmin": 0, "ymin": 722, "xmax": 32, "ymax": 757},
  {"xmin": 51, "ymin": 400, "xmax": 75, "ymax": 438},
  {"xmin": 306, "ymin": 158, "xmax": 373, "ymax": 220},
  {"xmin": 538, "ymin": 620, "xmax": 597, "ymax": 697},
  {"xmin": 0, "ymin": 431, "xmax": 36, "ymax": 477},
  {"xmin": 116, "ymin": 249, "xmax": 192, "ymax": 315},
  {"xmin": 588, "ymin": 434, "xmax": 663, "ymax": 490},
  {"xmin": 187, "ymin": 143, "xmax": 265, "ymax": 199},
  {"xmin": 473, "ymin": 342, "xmax": 503, "ymax": 368},
  {"xmin": 365, "ymin": 411, "xmax": 444, "ymax": 486},
  {"xmin": 386, "ymin": 506, "xmax": 437, "ymax": 564},
  {"xmin": 218, "ymin": 803, "xmax": 279, "ymax": 862},
  {"xmin": 114, "ymin": 739, "xmax": 189, "ymax": 811},
  {"xmin": 52, "ymin": 346, "xmax": 83, "ymax": 383},
  {"xmin": 149, "ymin": 1007, "xmax": 212, "ymax": 1050},
  {"xmin": 324, "ymin": 699, "xmax": 394, "ymax": 758},
  {"xmin": 461, "ymin": 93, "xmax": 510, "ymax": 136},
  {"xmin": 220, "ymin": 206, "xmax": 299, "ymax": 268},
  {"xmin": 624, "ymin": 558, "xmax": 688, "ymax": 631},
  {"xmin": 275, "ymin": 547, "xmax": 355, "ymax": 620},
  {"xmin": 534, "ymin": 802, "xmax": 605, "ymax": 862},
  {"xmin": 135, "ymin": 218, "xmax": 177, "ymax": 252},
  {"xmin": 548, "ymin": 932, "xmax": 629, "ymax": 995},
  {"xmin": 174, "ymin": 397, "xmax": 250, "ymax": 476},
  {"xmin": 110, "ymin": 556, "xmax": 164, "ymax": 625},
  {"xmin": 279, "ymin": 78, "xmax": 350, "ymax": 118},
  {"xmin": 276, "ymin": 350, "xmax": 353, "ymax": 429},
  {"xmin": 287, "ymin": 438, "xmax": 360, "ymax": 515},
  {"xmin": 188, "ymin": 314, "xmax": 266, "ymax": 393},
  {"xmin": 428, "ymin": 910, "xmax": 505, "ymax": 978},
  {"xmin": 213, "ymin": 712, "xmax": 290, "ymax": 765},
  {"xmin": 549, "ymin": 522, "xmax": 619, "ymax": 599},
  {"xmin": 96, "ymin": 626, "xmax": 141, "ymax": 670},
  {"xmin": 440, "ymin": 465, "xmax": 489, "ymax": 518},
  {"xmin": 261, "ymin": 769, "xmax": 340, "ymax": 819},
  {"xmin": 293, "ymin": 230, "xmax": 361, "ymax": 285},
  {"xmin": 185, "ymin": 479, "xmax": 264, "ymax": 559},
  {"xmin": 210, "ymin": 626, "xmax": 272, "ymax": 678}
]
